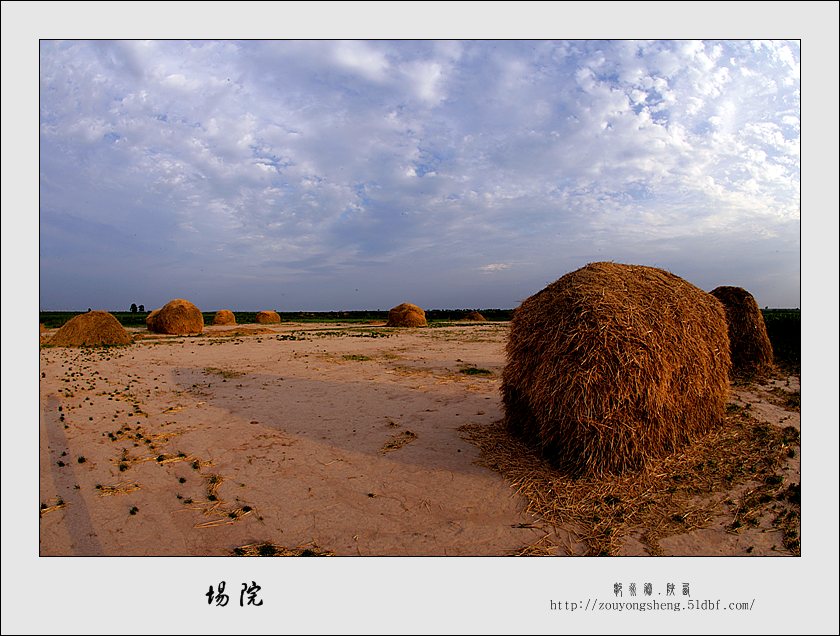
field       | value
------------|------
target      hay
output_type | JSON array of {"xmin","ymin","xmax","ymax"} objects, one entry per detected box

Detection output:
[
  {"xmin": 96, "ymin": 481, "xmax": 141, "ymax": 497},
  {"xmin": 386, "ymin": 303, "xmax": 427, "ymax": 327},
  {"xmin": 212, "ymin": 309, "xmax": 236, "ymax": 326},
  {"xmin": 232, "ymin": 542, "xmax": 335, "ymax": 557},
  {"xmin": 380, "ymin": 430, "xmax": 418, "ymax": 453},
  {"xmin": 40, "ymin": 323, "xmax": 47, "ymax": 333},
  {"xmin": 460, "ymin": 411, "xmax": 799, "ymax": 555},
  {"xmin": 145, "ymin": 309, "xmax": 160, "ymax": 329},
  {"xmin": 255, "ymin": 310, "xmax": 281, "ymax": 324},
  {"xmin": 147, "ymin": 299, "xmax": 204, "ymax": 335},
  {"xmin": 462, "ymin": 311, "xmax": 487, "ymax": 322},
  {"xmin": 502, "ymin": 262, "xmax": 731, "ymax": 476},
  {"xmin": 49, "ymin": 311, "xmax": 133, "ymax": 347},
  {"xmin": 710, "ymin": 286, "xmax": 774, "ymax": 377}
]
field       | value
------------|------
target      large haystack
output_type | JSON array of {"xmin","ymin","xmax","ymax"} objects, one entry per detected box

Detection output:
[
  {"xmin": 710, "ymin": 286, "xmax": 774, "ymax": 377},
  {"xmin": 502, "ymin": 262, "xmax": 731, "ymax": 476},
  {"xmin": 462, "ymin": 311, "xmax": 487, "ymax": 322},
  {"xmin": 212, "ymin": 310, "xmax": 237, "ymax": 326},
  {"xmin": 387, "ymin": 303, "xmax": 428, "ymax": 327},
  {"xmin": 255, "ymin": 310, "xmax": 281, "ymax": 324},
  {"xmin": 49, "ymin": 311, "xmax": 133, "ymax": 347},
  {"xmin": 147, "ymin": 299, "xmax": 204, "ymax": 335}
]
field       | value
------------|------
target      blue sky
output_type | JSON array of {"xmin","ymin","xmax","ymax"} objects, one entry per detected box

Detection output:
[{"xmin": 39, "ymin": 39, "xmax": 800, "ymax": 310}]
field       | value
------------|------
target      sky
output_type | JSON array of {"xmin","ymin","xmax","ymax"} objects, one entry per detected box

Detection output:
[{"xmin": 39, "ymin": 39, "xmax": 801, "ymax": 311}]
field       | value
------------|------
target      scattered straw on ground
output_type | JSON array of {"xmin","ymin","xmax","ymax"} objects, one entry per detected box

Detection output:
[
  {"xmin": 96, "ymin": 481, "xmax": 141, "ymax": 496},
  {"xmin": 459, "ymin": 403, "xmax": 800, "ymax": 556},
  {"xmin": 209, "ymin": 327, "xmax": 278, "ymax": 338},
  {"xmin": 231, "ymin": 542, "xmax": 335, "ymax": 556},
  {"xmin": 39, "ymin": 497, "xmax": 68, "ymax": 517},
  {"xmin": 380, "ymin": 430, "xmax": 418, "ymax": 453},
  {"xmin": 193, "ymin": 504, "xmax": 256, "ymax": 529}
]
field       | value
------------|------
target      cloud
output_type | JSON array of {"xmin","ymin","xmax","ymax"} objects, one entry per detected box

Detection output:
[
  {"xmin": 39, "ymin": 40, "xmax": 800, "ymax": 310},
  {"xmin": 479, "ymin": 263, "xmax": 512, "ymax": 273}
]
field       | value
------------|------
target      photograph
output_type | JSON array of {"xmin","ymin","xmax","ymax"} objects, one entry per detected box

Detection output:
[
  {"xmin": 3, "ymin": 2, "xmax": 838, "ymax": 634},
  {"xmin": 37, "ymin": 37, "xmax": 801, "ymax": 559}
]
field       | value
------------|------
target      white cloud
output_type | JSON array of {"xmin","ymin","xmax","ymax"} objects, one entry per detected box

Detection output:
[
  {"xmin": 332, "ymin": 40, "xmax": 390, "ymax": 81},
  {"xmin": 479, "ymin": 263, "xmax": 512, "ymax": 273},
  {"xmin": 39, "ymin": 40, "xmax": 800, "ymax": 310}
]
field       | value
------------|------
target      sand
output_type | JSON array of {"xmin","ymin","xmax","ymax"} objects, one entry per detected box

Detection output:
[{"xmin": 38, "ymin": 322, "xmax": 800, "ymax": 556}]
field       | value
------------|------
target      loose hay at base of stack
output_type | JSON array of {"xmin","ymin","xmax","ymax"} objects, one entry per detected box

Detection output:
[
  {"xmin": 462, "ymin": 311, "xmax": 487, "ymax": 322},
  {"xmin": 147, "ymin": 299, "xmax": 204, "ymax": 335},
  {"xmin": 386, "ymin": 303, "xmax": 427, "ymax": 327},
  {"xmin": 502, "ymin": 261, "xmax": 731, "ymax": 476},
  {"xmin": 212, "ymin": 310, "xmax": 237, "ymax": 326},
  {"xmin": 255, "ymin": 310, "xmax": 281, "ymax": 324},
  {"xmin": 49, "ymin": 311, "xmax": 133, "ymax": 347},
  {"xmin": 710, "ymin": 286, "xmax": 774, "ymax": 377}
]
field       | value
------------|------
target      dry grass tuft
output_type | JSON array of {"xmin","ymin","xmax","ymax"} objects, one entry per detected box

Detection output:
[
  {"xmin": 39, "ymin": 497, "xmax": 68, "ymax": 517},
  {"xmin": 231, "ymin": 541, "xmax": 334, "ymax": 557},
  {"xmin": 381, "ymin": 430, "xmax": 418, "ymax": 453},
  {"xmin": 96, "ymin": 481, "xmax": 141, "ymax": 496},
  {"xmin": 502, "ymin": 262, "xmax": 731, "ymax": 476}
]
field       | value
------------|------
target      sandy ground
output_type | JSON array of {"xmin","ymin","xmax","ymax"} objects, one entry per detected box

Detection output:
[{"xmin": 38, "ymin": 322, "xmax": 800, "ymax": 556}]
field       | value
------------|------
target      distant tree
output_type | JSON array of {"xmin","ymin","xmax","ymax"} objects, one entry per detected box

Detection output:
[
  {"xmin": 130, "ymin": 303, "xmax": 138, "ymax": 313},
  {"xmin": 139, "ymin": 304, "xmax": 145, "ymax": 312},
  {"xmin": 87, "ymin": 308, "xmax": 91, "ymax": 313}
]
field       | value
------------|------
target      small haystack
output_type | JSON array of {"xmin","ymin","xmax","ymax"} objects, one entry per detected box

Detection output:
[
  {"xmin": 49, "ymin": 311, "xmax": 133, "ymax": 347},
  {"xmin": 462, "ymin": 311, "xmax": 487, "ymax": 322},
  {"xmin": 386, "ymin": 303, "xmax": 427, "ymax": 327},
  {"xmin": 255, "ymin": 310, "xmax": 281, "ymax": 324},
  {"xmin": 710, "ymin": 286, "xmax": 774, "ymax": 377},
  {"xmin": 147, "ymin": 299, "xmax": 204, "ymax": 335},
  {"xmin": 502, "ymin": 262, "xmax": 731, "ymax": 476},
  {"xmin": 212, "ymin": 310, "xmax": 237, "ymax": 326},
  {"xmin": 39, "ymin": 323, "xmax": 47, "ymax": 333}
]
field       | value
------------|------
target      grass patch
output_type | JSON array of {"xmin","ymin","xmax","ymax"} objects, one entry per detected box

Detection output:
[
  {"xmin": 342, "ymin": 354, "xmax": 372, "ymax": 361},
  {"xmin": 204, "ymin": 367, "xmax": 245, "ymax": 379},
  {"xmin": 459, "ymin": 366, "xmax": 493, "ymax": 376}
]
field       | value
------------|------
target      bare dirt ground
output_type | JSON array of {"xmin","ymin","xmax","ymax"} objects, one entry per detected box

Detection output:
[{"xmin": 38, "ymin": 322, "xmax": 800, "ymax": 556}]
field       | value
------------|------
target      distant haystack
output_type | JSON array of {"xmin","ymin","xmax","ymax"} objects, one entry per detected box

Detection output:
[
  {"xmin": 147, "ymin": 299, "xmax": 204, "ymax": 335},
  {"xmin": 40, "ymin": 323, "xmax": 47, "ymax": 333},
  {"xmin": 212, "ymin": 310, "xmax": 237, "ymax": 326},
  {"xmin": 710, "ymin": 286, "xmax": 774, "ymax": 377},
  {"xmin": 49, "ymin": 311, "xmax": 133, "ymax": 347},
  {"xmin": 145, "ymin": 309, "xmax": 160, "ymax": 329},
  {"xmin": 462, "ymin": 311, "xmax": 487, "ymax": 322},
  {"xmin": 502, "ymin": 262, "xmax": 731, "ymax": 476},
  {"xmin": 255, "ymin": 310, "xmax": 281, "ymax": 324},
  {"xmin": 387, "ymin": 303, "xmax": 428, "ymax": 327}
]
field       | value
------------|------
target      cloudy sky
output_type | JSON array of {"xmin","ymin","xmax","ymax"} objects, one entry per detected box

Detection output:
[{"xmin": 39, "ymin": 39, "xmax": 800, "ymax": 311}]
